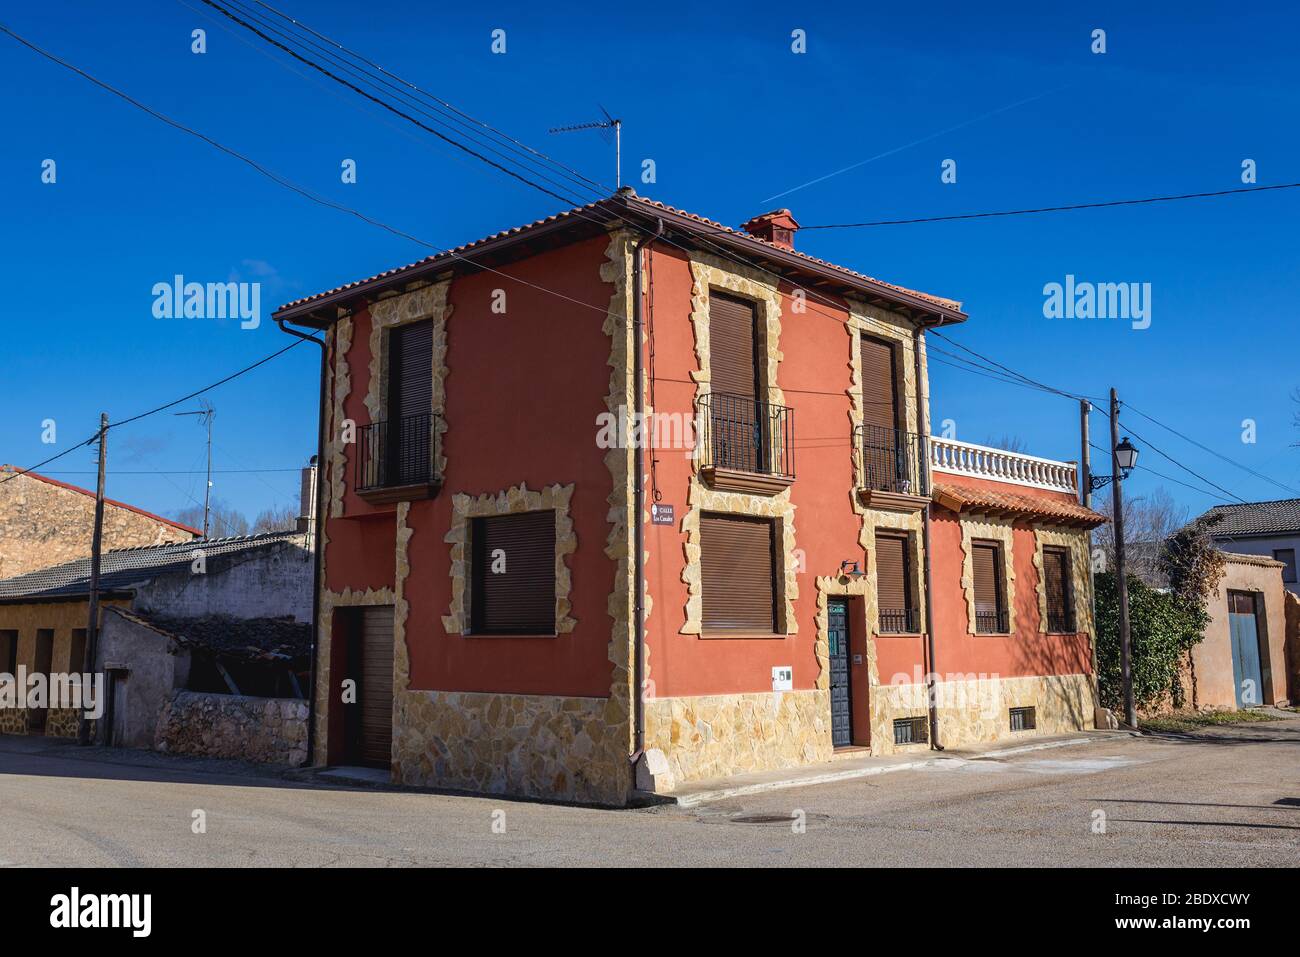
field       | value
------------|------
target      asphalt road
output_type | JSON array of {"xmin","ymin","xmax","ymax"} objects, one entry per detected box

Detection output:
[{"xmin": 1, "ymin": 717, "xmax": 1297, "ymax": 867}]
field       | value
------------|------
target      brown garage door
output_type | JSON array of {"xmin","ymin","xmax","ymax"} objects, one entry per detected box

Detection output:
[{"xmin": 359, "ymin": 606, "xmax": 394, "ymax": 768}]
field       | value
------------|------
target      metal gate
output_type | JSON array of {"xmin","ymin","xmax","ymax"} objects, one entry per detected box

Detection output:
[
  {"xmin": 828, "ymin": 599, "xmax": 852, "ymax": 747},
  {"xmin": 1228, "ymin": 591, "xmax": 1264, "ymax": 708}
]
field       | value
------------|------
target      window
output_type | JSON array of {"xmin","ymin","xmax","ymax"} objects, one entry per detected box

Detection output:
[
  {"xmin": 972, "ymin": 541, "xmax": 1008, "ymax": 633},
  {"xmin": 0, "ymin": 630, "xmax": 16, "ymax": 674},
  {"xmin": 69, "ymin": 629, "xmax": 88, "ymax": 674},
  {"xmin": 1042, "ymin": 546, "xmax": 1075, "ymax": 633},
  {"xmin": 1274, "ymin": 548, "xmax": 1297, "ymax": 583},
  {"xmin": 470, "ymin": 510, "xmax": 556, "ymax": 635},
  {"xmin": 700, "ymin": 513, "xmax": 778, "ymax": 634},
  {"xmin": 1009, "ymin": 706, "xmax": 1037, "ymax": 731},
  {"xmin": 893, "ymin": 716, "xmax": 928, "ymax": 745},
  {"xmin": 875, "ymin": 532, "xmax": 915, "ymax": 633}
]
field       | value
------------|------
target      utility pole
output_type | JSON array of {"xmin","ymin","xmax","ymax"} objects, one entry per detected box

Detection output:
[
  {"xmin": 78, "ymin": 412, "xmax": 108, "ymax": 746},
  {"xmin": 1079, "ymin": 399, "xmax": 1091, "ymax": 509},
  {"xmin": 1108, "ymin": 388, "xmax": 1137, "ymax": 728},
  {"xmin": 176, "ymin": 402, "xmax": 214, "ymax": 537}
]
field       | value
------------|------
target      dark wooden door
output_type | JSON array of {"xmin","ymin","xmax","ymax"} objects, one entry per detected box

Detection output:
[
  {"xmin": 828, "ymin": 599, "xmax": 852, "ymax": 747},
  {"xmin": 30, "ymin": 630, "xmax": 53, "ymax": 734},
  {"xmin": 387, "ymin": 320, "xmax": 433, "ymax": 486},
  {"xmin": 358, "ymin": 606, "xmax": 394, "ymax": 768}
]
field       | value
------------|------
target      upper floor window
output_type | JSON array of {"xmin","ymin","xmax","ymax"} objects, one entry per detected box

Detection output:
[
  {"xmin": 972, "ymin": 540, "xmax": 1008, "ymax": 634},
  {"xmin": 1274, "ymin": 548, "xmax": 1296, "ymax": 583},
  {"xmin": 1042, "ymin": 546, "xmax": 1075, "ymax": 633},
  {"xmin": 470, "ymin": 510, "xmax": 556, "ymax": 636},
  {"xmin": 357, "ymin": 319, "xmax": 436, "ymax": 496},
  {"xmin": 700, "ymin": 513, "xmax": 778, "ymax": 634}
]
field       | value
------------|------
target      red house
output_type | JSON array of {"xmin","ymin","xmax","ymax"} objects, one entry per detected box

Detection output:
[{"xmin": 273, "ymin": 189, "xmax": 1106, "ymax": 805}]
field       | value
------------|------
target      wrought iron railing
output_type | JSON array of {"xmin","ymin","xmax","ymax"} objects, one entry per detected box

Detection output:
[
  {"xmin": 855, "ymin": 424, "xmax": 928, "ymax": 496},
  {"xmin": 975, "ymin": 608, "xmax": 1010, "ymax": 634},
  {"xmin": 878, "ymin": 607, "xmax": 920, "ymax": 634},
  {"xmin": 699, "ymin": 392, "xmax": 794, "ymax": 479},
  {"xmin": 356, "ymin": 412, "xmax": 437, "ymax": 491}
]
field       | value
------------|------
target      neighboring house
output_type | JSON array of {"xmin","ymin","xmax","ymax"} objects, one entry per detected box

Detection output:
[
  {"xmin": 1185, "ymin": 553, "xmax": 1289, "ymax": 710},
  {"xmin": 1196, "ymin": 498, "xmax": 1300, "ymax": 595},
  {"xmin": 273, "ymin": 189, "xmax": 1105, "ymax": 805},
  {"xmin": 0, "ymin": 466, "xmax": 199, "ymax": 579},
  {"xmin": 0, "ymin": 531, "xmax": 311, "ymax": 756}
]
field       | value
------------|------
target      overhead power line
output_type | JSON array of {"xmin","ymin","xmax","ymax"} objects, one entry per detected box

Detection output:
[{"xmin": 801, "ymin": 181, "xmax": 1300, "ymax": 229}]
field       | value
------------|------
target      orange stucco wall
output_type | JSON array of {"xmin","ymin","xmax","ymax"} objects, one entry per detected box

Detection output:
[{"xmin": 322, "ymin": 236, "xmax": 618, "ymax": 698}]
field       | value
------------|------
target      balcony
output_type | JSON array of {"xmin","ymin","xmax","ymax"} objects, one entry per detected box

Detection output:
[
  {"xmin": 975, "ymin": 608, "xmax": 1010, "ymax": 635},
  {"xmin": 878, "ymin": 606, "xmax": 920, "ymax": 634},
  {"xmin": 699, "ymin": 392, "xmax": 794, "ymax": 495},
  {"xmin": 929, "ymin": 436, "xmax": 1078, "ymax": 494},
  {"xmin": 355, "ymin": 412, "xmax": 441, "ymax": 505},
  {"xmin": 854, "ymin": 425, "xmax": 929, "ymax": 511}
]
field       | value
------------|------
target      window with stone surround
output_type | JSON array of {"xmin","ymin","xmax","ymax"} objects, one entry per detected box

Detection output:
[
  {"xmin": 972, "ymin": 540, "xmax": 1008, "ymax": 634},
  {"xmin": 700, "ymin": 513, "xmax": 778, "ymax": 635},
  {"xmin": 469, "ymin": 510, "xmax": 558, "ymax": 636}
]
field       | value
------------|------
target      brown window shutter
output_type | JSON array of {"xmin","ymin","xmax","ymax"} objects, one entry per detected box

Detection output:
[
  {"xmin": 389, "ymin": 319, "xmax": 433, "ymax": 421},
  {"xmin": 1043, "ymin": 547, "xmax": 1074, "ymax": 631},
  {"xmin": 700, "ymin": 513, "xmax": 777, "ymax": 633},
  {"xmin": 860, "ymin": 335, "xmax": 899, "ymax": 434},
  {"xmin": 972, "ymin": 541, "xmax": 1003, "ymax": 630},
  {"xmin": 360, "ymin": 606, "xmax": 394, "ymax": 768},
  {"xmin": 875, "ymin": 534, "xmax": 909, "ymax": 611},
  {"xmin": 471, "ymin": 511, "xmax": 556, "ymax": 635},
  {"xmin": 708, "ymin": 294, "xmax": 758, "ymax": 399}
]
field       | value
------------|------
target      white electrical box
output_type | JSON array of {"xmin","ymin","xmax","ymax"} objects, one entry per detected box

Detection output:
[{"xmin": 772, "ymin": 666, "xmax": 793, "ymax": 691}]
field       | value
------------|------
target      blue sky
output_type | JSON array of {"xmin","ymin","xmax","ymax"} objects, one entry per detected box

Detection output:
[{"xmin": 3, "ymin": 0, "xmax": 1298, "ymax": 528}]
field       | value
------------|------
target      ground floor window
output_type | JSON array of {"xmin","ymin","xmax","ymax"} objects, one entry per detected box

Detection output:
[
  {"xmin": 700, "ymin": 513, "xmax": 777, "ymax": 634},
  {"xmin": 972, "ymin": 540, "xmax": 1008, "ymax": 633},
  {"xmin": 470, "ymin": 510, "xmax": 557, "ymax": 635}
]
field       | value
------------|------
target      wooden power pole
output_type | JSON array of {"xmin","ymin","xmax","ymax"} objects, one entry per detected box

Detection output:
[
  {"xmin": 78, "ymin": 412, "xmax": 108, "ymax": 746},
  {"xmin": 1108, "ymin": 389, "xmax": 1137, "ymax": 728}
]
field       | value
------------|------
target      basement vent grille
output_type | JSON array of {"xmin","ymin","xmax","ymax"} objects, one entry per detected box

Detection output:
[
  {"xmin": 893, "ymin": 716, "xmax": 928, "ymax": 745},
  {"xmin": 1009, "ymin": 706, "xmax": 1037, "ymax": 732}
]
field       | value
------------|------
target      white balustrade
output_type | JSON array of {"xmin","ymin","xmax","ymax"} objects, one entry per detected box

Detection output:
[{"xmin": 929, "ymin": 436, "xmax": 1078, "ymax": 494}]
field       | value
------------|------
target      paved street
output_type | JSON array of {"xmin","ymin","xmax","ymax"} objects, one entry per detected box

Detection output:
[{"xmin": 1, "ymin": 717, "xmax": 1297, "ymax": 867}]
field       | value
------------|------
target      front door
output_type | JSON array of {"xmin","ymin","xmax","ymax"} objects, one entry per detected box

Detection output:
[
  {"xmin": 1228, "ymin": 591, "xmax": 1264, "ymax": 708},
  {"xmin": 29, "ymin": 630, "xmax": 54, "ymax": 734},
  {"xmin": 357, "ymin": 606, "xmax": 395, "ymax": 769},
  {"xmin": 828, "ymin": 599, "xmax": 853, "ymax": 747}
]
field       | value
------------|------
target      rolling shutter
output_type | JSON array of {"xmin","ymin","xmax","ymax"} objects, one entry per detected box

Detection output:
[
  {"xmin": 360, "ymin": 606, "xmax": 394, "ymax": 768},
  {"xmin": 708, "ymin": 294, "xmax": 758, "ymax": 399},
  {"xmin": 471, "ymin": 510, "xmax": 556, "ymax": 635},
  {"xmin": 1043, "ymin": 546, "xmax": 1073, "ymax": 631},
  {"xmin": 700, "ymin": 513, "xmax": 777, "ymax": 633},
  {"xmin": 860, "ymin": 335, "xmax": 899, "ymax": 433},
  {"xmin": 875, "ymin": 534, "xmax": 909, "ymax": 614},
  {"xmin": 972, "ymin": 541, "xmax": 1002, "ymax": 629},
  {"xmin": 389, "ymin": 319, "xmax": 433, "ymax": 422}
]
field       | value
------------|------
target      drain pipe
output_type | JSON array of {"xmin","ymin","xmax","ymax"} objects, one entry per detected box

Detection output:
[
  {"xmin": 630, "ymin": 216, "xmax": 664, "ymax": 772},
  {"xmin": 276, "ymin": 316, "xmax": 328, "ymax": 765},
  {"xmin": 914, "ymin": 320, "xmax": 944, "ymax": 751}
]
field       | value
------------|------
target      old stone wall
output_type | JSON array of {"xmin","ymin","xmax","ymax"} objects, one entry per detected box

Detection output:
[
  {"xmin": 154, "ymin": 690, "xmax": 308, "ymax": 766},
  {"xmin": 0, "ymin": 469, "xmax": 196, "ymax": 579}
]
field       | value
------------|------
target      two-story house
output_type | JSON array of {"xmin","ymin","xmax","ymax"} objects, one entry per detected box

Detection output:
[{"xmin": 273, "ymin": 189, "xmax": 1106, "ymax": 805}]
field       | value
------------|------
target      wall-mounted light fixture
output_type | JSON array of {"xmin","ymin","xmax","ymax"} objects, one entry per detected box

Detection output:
[{"xmin": 838, "ymin": 560, "xmax": 865, "ymax": 580}]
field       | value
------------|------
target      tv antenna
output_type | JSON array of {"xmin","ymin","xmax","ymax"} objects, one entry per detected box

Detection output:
[{"xmin": 548, "ymin": 105, "xmax": 622, "ymax": 189}]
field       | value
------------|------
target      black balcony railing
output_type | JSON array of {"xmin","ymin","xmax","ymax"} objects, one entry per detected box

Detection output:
[
  {"xmin": 975, "ymin": 608, "xmax": 1010, "ymax": 634},
  {"xmin": 855, "ymin": 424, "xmax": 928, "ymax": 496},
  {"xmin": 356, "ymin": 412, "xmax": 437, "ymax": 491},
  {"xmin": 878, "ymin": 607, "xmax": 920, "ymax": 634},
  {"xmin": 699, "ymin": 392, "xmax": 794, "ymax": 479}
]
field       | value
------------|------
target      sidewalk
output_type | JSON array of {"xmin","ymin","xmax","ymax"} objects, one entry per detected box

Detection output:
[{"xmin": 657, "ymin": 729, "xmax": 1139, "ymax": 807}]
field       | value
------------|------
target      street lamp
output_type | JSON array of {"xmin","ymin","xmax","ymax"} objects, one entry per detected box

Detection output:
[
  {"xmin": 1101, "ymin": 392, "xmax": 1139, "ymax": 730},
  {"xmin": 1089, "ymin": 436, "xmax": 1139, "ymax": 490}
]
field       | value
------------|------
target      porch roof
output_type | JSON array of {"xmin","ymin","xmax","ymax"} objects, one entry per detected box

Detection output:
[{"xmin": 931, "ymin": 482, "xmax": 1107, "ymax": 529}]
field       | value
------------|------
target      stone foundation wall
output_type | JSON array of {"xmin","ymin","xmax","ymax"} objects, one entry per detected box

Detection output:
[
  {"xmin": 645, "ymin": 690, "xmax": 832, "ymax": 785},
  {"xmin": 392, "ymin": 690, "xmax": 628, "ymax": 805},
  {"xmin": 154, "ymin": 690, "xmax": 308, "ymax": 766}
]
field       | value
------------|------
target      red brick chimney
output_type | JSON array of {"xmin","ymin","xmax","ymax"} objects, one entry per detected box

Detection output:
[{"xmin": 741, "ymin": 209, "xmax": 800, "ymax": 250}]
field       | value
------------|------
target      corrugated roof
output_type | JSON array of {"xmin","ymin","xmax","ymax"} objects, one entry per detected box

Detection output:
[
  {"xmin": 275, "ymin": 191, "xmax": 963, "ymax": 317},
  {"xmin": 932, "ymin": 481, "xmax": 1108, "ymax": 529},
  {"xmin": 0, "ymin": 531, "xmax": 307, "ymax": 602},
  {"xmin": 1195, "ymin": 499, "xmax": 1300, "ymax": 538}
]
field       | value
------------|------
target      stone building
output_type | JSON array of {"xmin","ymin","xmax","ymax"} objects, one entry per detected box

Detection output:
[
  {"xmin": 273, "ymin": 189, "xmax": 1105, "ymax": 806},
  {"xmin": 0, "ymin": 466, "xmax": 199, "ymax": 579},
  {"xmin": 0, "ymin": 531, "xmax": 311, "ymax": 759}
]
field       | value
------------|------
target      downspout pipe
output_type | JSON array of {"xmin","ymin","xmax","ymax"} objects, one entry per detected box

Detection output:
[
  {"xmin": 914, "ymin": 320, "xmax": 944, "ymax": 751},
  {"xmin": 630, "ymin": 216, "xmax": 664, "ymax": 769},
  {"xmin": 276, "ymin": 316, "xmax": 328, "ymax": 765}
]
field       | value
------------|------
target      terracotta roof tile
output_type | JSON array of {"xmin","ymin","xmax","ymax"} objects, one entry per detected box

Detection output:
[
  {"xmin": 932, "ymin": 481, "xmax": 1107, "ymax": 529},
  {"xmin": 275, "ymin": 192, "xmax": 962, "ymax": 316}
]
